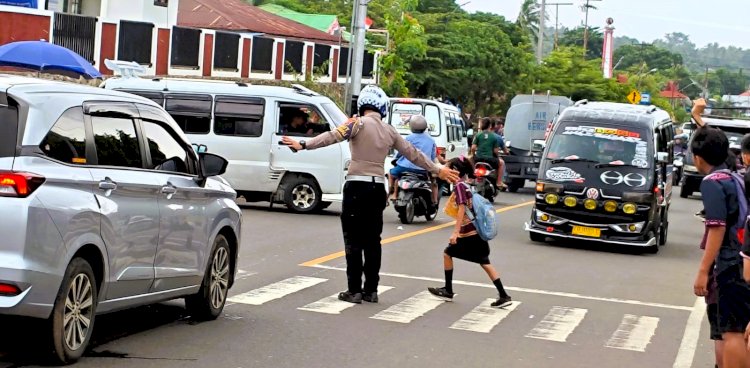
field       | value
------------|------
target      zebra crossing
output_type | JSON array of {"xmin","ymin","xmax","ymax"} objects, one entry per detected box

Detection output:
[{"xmin": 227, "ymin": 275, "xmax": 665, "ymax": 353}]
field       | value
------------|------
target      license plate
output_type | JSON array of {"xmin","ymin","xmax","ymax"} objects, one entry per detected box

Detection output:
[{"xmin": 572, "ymin": 226, "xmax": 601, "ymax": 238}]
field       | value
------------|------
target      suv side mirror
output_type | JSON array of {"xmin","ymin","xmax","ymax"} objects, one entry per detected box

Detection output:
[
  {"xmin": 197, "ymin": 153, "xmax": 228, "ymax": 186},
  {"xmin": 657, "ymin": 152, "xmax": 669, "ymax": 163}
]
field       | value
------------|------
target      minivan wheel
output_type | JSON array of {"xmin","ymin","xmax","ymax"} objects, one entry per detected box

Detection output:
[
  {"xmin": 659, "ymin": 209, "xmax": 669, "ymax": 246},
  {"xmin": 51, "ymin": 258, "xmax": 97, "ymax": 364},
  {"xmin": 282, "ymin": 177, "xmax": 322, "ymax": 213},
  {"xmin": 507, "ymin": 179, "xmax": 524, "ymax": 193},
  {"xmin": 645, "ymin": 231, "xmax": 659, "ymax": 254},
  {"xmin": 529, "ymin": 231, "xmax": 546, "ymax": 243},
  {"xmin": 680, "ymin": 184, "xmax": 691, "ymax": 198},
  {"xmin": 186, "ymin": 235, "xmax": 231, "ymax": 321}
]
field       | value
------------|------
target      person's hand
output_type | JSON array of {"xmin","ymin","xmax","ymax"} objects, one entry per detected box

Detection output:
[
  {"xmin": 744, "ymin": 322, "xmax": 750, "ymax": 348},
  {"xmin": 692, "ymin": 98, "xmax": 706, "ymax": 127},
  {"xmin": 281, "ymin": 136, "xmax": 303, "ymax": 151},
  {"xmin": 449, "ymin": 232, "xmax": 458, "ymax": 245},
  {"xmin": 438, "ymin": 166, "xmax": 460, "ymax": 183},
  {"xmin": 693, "ymin": 271, "xmax": 709, "ymax": 297}
]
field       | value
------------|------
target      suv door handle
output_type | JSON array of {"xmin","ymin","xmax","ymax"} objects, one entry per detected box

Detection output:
[
  {"xmin": 161, "ymin": 185, "xmax": 177, "ymax": 195},
  {"xmin": 98, "ymin": 180, "xmax": 117, "ymax": 191}
]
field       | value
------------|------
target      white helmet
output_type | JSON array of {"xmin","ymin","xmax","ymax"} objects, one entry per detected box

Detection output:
[
  {"xmin": 408, "ymin": 115, "xmax": 428, "ymax": 133},
  {"xmin": 357, "ymin": 85, "xmax": 389, "ymax": 117}
]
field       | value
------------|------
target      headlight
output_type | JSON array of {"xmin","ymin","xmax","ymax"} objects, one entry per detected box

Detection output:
[
  {"xmin": 683, "ymin": 164, "xmax": 697, "ymax": 172},
  {"xmin": 610, "ymin": 222, "xmax": 645, "ymax": 233},
  {"xmin": 545, "ymin": 193, "xmax": 559, "ymax": 205},
  {"xmin": 535, "ymin": 210, "xmax": 566, "ymax": 225},
  {"xmin": 622, "ymin": 203, "xmax": 637, "ymax": 214},
  {"xmin": 603, "ymin": 200, "xmax": 617, "ymax": 212},
  {"xmin": 583, "ymin": 199, "xmax": 597, "ymax": 210},
  {"xmin": 564, "ymin": 196, "xmax": 577, "ymax": 207}
]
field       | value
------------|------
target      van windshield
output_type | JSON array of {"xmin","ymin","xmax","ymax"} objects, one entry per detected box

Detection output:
[
  {"xmin": 547, "ymin": 122, "xmax": 652, "ymax": 168},
  {"xmin": 390, "ymin": 102, "xmax": 441, "ymax": 137},
  {"xmin": 322, "ymin": 102, "xmax": 347, "ymax": 127}
]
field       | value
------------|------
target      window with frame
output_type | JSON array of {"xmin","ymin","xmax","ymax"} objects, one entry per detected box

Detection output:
[
  {"xmin": 165, "ymin": 94, "xmax": 212, "ymax": 134},
  {"xmin": 40, "ymin": 107, "xmax": 87, "ymax": 165},
  {"xmin": 142, "ymin": 120, "xmax": 192, "ymax": 174},
  {"xmin": 446, "ymin": 114, "xmax": 455, "ymax": 142},
  {"xmin": 424, "ymin": 105, "xmax": 441, "ymax": 136},
  {"xmin": 91, "ymin": 116, "xmax": 143, "ymax": 168},
  {"xmin": 278, "ymin": 104, "xmax": 331, "ymax": 137},
  {"xmin": 214, "ymin": 96, "xmax": 265, "ymax": 137}
]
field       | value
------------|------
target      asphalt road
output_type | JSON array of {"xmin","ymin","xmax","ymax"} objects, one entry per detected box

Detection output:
[{"xmin": 0, "ymin": 185, "xmax": 718, "ymax": 368}]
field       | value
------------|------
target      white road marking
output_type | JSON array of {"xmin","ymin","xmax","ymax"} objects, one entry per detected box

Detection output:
[
  {"xmin": 235, "ymin": 269, "xmax": 256, "ymax": 280},
  {"xmin": 605, "ymin": 314, "xmax": 660, "ymax": 352},
  {"xmin": 370, "ymin": 291, "xmax": 446, "ymax": 324},
  {"xmin": 309, "ymin": 264, "xmax": 692, "ymax": 311},
  {"xmin": 298, "ymin": 286, "xmax": 395, "ymax": 315},
  {"xmin": 673, "ymin": 297, "xmax": 706, "ymax": 368},
  {"xmin": 228, "ymin": 276, "xmax": 327, "ymax": 306},
  {"xmin": 450, "ymin": 299, "xmax": 521, "ymax": 333},
  {"xmin": 525, "ymin": 306, "xmax": 588, "ymax": 342}
]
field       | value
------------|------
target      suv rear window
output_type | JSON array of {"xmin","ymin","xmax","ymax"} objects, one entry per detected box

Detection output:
[{"xmin": 0, "ymin": 104, "xmax": 18, "ymax": 157}]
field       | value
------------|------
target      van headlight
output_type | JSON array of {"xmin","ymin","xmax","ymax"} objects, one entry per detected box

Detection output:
[
  {"xmin": 545, "ymin": 193, "xmax": 559, "ymax": 205},
  {"xmin": 535, "ymin": 210, "xmax": 566, "ymax": 225},
  {"xmin": 610, "ymin": 222, "xmax": 645, "ymax": 233},
  {"xmin": 622, "ymin": 203, "xmax": 637, "ymax": 214}
]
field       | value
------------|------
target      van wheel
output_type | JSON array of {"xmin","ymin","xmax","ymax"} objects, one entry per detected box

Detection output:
[
  {"xmin": 282, "ymin": 176, "xmax": 322, "ymax": 213},
  {"xmin": 186, "ymin": 235, "xmax": 230, "ymax": 321},
  {"xmin": 50, "ymin": 258, "xmax": 97, "ymax": 364},
  {"xmin": 529, "ymin": 231, "xmax": 546, "ymax": 243},
  {"xmin": 659, "ymin": 210, "xmax": 669, "ymax": 246},
  {"xmin": 507, "ymin": 179, "xmax": 524, "ymax": 193},
  {"xmin": 680, "ymin": 185, "xmax": 691, "ymax": 198},
  {"xmin": 645, "ymin": 231, "xmax": 659, "ymax": 254}
]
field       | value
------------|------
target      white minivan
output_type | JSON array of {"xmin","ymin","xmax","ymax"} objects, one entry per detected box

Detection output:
[
  {"xmin": 388, "ymin": 98, "xmax": 469, "ymax": 160},
  {"xmin": 103, "ymin": 78, "xmax": 351, "ymax": 213}
]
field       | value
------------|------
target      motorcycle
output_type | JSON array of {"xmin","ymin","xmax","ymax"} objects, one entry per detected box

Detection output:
[
  {"xmin": 473, "ymin": 161, "xmax": 498, "ymax": 202},
  {"xmin": 394, "ymin": 172, "xmax": 439, "ymax": 224},
  {"xmin": 672, "ymin": 152, "xmax": 684, "ymax": 186}
]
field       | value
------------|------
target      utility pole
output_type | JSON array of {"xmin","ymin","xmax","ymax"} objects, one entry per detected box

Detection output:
[
  {"xmin": 549, "ymin": 2, "xmax": 573, "ymax": 50},
  {"xmin": 581, "ymin": 0, "xmax": 601, "ymax": 57},
  {"xmin": 344, "ymin": 0, "xmax": 371, "ymax": 116},
  {"xmin": 536, "ymin": 0, "xmax": 546, "ymax": 64}
]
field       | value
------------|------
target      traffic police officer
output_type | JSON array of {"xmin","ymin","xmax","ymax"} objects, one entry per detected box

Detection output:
[{"xmin": 282, "ymin": 85, "xmax": 459, "ymax": 304}]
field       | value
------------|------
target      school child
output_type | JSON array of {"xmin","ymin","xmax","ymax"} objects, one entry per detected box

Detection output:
[
  {"xmin": 427, "ymin": 156, "xmax": 512, "ymax": 308},
  {"xmin": 691, "ymin": 127, "xmax": 750, "ymax": 368}
]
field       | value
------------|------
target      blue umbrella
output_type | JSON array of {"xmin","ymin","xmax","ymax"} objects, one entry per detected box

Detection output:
[{"xmin": 0, "ymin": 40, "xmax": 102, "ymax": 79}]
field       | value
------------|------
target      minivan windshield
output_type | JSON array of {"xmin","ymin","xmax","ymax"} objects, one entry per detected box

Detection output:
[
  {"xmin": 546, "ymin": 122, "xmax": 652, "ymax": 168},
  {"xmin": 322, "ymin": 102, "xmax": 347, "ymax": 127}
]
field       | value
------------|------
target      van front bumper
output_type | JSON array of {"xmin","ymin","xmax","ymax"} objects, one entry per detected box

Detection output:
[{"xmin": 525, "ymin": 208, "xmax": 656, "ymax": 247}]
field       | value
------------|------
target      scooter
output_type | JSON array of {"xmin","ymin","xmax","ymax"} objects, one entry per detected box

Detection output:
[
  {"xmin": 672, "ymin": 152, "xmax": 684, "ymax": 186},
  {"xmin": 394, "ymin": 172, "xmax": 439, "ymax": 224},
  {"xmin": 474, "ymin": 162, "xmax": 498, "ymax": 202}
]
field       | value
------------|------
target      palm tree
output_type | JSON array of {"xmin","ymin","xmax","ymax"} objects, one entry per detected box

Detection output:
[{"xmin": 517, "ymin": 0, "xmax": 545, "ymax": 44}]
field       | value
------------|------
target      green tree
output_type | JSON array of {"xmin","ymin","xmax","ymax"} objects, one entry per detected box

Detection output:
[
  {"xmin": 558, "ymin": 26, "xmax": 603, "ymax": 60},
  {"xmin": 613, "ymin": 44, "xmax": 683, "ymax": 71},
  {"xmin": 516, "ymin": 0, "xmax": 544, "ymax": 46},
  {"xmin": 380, "ymin": 11, "xmax": 427, "ymax": 96}
]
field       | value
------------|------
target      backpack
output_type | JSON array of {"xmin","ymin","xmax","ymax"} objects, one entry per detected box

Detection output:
[
  {"xmin": 465, "ymin": 190, "xmax": 498, "ymax": 241},
  {"xmin": 713, "ymin": 169, "xmax": 748, "ymax": 244}
]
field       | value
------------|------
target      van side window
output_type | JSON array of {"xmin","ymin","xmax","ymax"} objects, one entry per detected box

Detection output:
[
  {"xmin": 278, "ymin": 104, "xmax": 331, "ymax": 137},
  {"xmin": 214, "ymin": 96, "xmax": 265, "ymax": 137},
  {"xmin": 91, "ymin": 116, "xmax": 143, "ymax": 168},
  {"xmin": 120, "ymin": 90, "xmax": 164, "ymax": 107},
  {"xmin": 40, "ymin": 107, "xmax": 88, "ymax": 165},
  {"xmin": 424, "ymin": 105, "xmax": 440, "ymax": 136},
  {"xmin": 445, "ymin": 113, "xmax": 455, "ymax": 142},
  {"xmin": 165, "ymin": 94, "xmax": 212, "ymax": 135}
]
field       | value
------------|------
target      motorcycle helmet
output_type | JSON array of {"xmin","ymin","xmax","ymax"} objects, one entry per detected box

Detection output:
[
  {"xmin": 408, "ymin": 115, "xmax": 428, "ymax": 133},
  {"xmin": 357, "ymin": 85, "xmax": 389, "ymax": 117}
]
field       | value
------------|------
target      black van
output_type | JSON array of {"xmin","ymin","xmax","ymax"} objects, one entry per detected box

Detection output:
[{"xmin": 525, "ymin": 101, "xmax": 675, "ymax": 253}]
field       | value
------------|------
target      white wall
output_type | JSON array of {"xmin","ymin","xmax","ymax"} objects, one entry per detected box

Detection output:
[
  {"xmin": 101, "ymin": 0, "xmax": 176, "ymax": 28},
  {"xmin": 81, "ymin": 0, "xmax": 101, "ymax": 17}
]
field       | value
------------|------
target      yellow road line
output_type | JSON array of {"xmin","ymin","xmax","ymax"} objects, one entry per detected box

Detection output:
[{"xmin": 299, "ymin": 200, "xmax": 534, "ymax": 267}]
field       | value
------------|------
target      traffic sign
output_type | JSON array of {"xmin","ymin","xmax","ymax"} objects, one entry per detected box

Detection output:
[
  {"xmin": 639, "ymin": 93, "xmax": 651, "ymax": 105},
  {"xmin": 627, "ymin": 90, "xmax": 641, "ymax": 104}
]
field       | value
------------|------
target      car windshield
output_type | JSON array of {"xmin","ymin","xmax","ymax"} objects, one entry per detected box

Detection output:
[
  {"xmin": 546, "ymin": 123, "xmax": 652, "ymax": 168},
  {"xmin": 321, "ymin": 102, "xmax": 348, "ymax": 127}
]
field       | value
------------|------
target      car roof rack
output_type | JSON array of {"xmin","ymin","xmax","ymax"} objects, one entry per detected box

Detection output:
[
  {"xmin": 104, "ymin": 59, "xmax": 146, "ymax": 79},
  {"xmin": 574, "ymin": 99, "xmax": 589, "ymax": 106},
  {"xmin": 291, "ymin": 84, "xmax": 319, "ymax": 96}
]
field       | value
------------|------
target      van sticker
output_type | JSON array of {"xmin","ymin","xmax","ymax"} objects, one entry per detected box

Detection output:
[
  {"xmin": 562, "ymin": 126, "xmax": 644, "ymax": 143},
  {"xmin": 631, "ymin": 158, "xmax": 649, "ymax": 168},
  {"xmin": 546, "ymin": 167, "xmax": 585, "ymax": 183}
]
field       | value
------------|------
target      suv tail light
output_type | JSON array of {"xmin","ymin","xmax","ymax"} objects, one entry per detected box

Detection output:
[
  {"xmin": 0, "ymin": 283, "xmax": 21, "ymax": 296},
  {"xmin": 0, "ymin": 171, "xmax": 45, "ymax": 198}
]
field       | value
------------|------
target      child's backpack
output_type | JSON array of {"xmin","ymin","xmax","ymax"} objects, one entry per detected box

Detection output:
[
  {"xmin": 466, "ymin": 191, "xmax": 498, "ymax": 241},
  {"xmin": 712, "ymin": 169, "xmax": 748, "ymax": 244}
]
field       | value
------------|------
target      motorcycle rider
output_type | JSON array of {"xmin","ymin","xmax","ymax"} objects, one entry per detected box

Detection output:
[
  {"xmin": 281, "ymin": 85, "xmax": 459, "ymax": 304},
  {"xmin": 388, "ymin": 115, "xmax": 439, "ymax": 206},
  {"xmin": 674, "ymin": 134, "xmax": 688, "ymax": 156},
  {"xmin": 471, "ymin": 118, "xmax": 502, "ymax": 188}
]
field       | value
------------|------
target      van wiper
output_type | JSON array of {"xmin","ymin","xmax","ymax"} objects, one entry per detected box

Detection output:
[
  {"xmin": 548, "ymin": 157, "xmax": 599, "ymax": 164},
  {"xmin": 595, "ymin": 162, "xmax": 641, "ymax": 169}
]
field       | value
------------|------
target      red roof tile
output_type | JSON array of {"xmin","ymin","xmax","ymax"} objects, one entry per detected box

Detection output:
[{"xmin": 178, "ymin": 0, "xmax": 342, "ymax": 44}]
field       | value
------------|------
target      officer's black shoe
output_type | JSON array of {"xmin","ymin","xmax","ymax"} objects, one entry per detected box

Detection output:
[
  {"xmin": 338, "ymin": 291, "xmax": 362, "ymax": 304},
  {"xmin": 362, "ymin": 291, "xmax": 378, "ymax": 303}
]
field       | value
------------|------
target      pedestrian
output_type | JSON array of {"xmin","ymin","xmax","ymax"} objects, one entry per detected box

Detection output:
[
  {"xmin": 281, "ymin": 85, "xmax": 459, "ymax": 304},
  {"xmin": 691, "ymin": 126, "xmax": 750, "ymax": 368},
  {"xmin": 427, "ymin": 156, "xmax": 512, "ymax": 308}
]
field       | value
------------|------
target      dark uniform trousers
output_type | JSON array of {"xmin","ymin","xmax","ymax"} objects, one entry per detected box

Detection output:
[{"xmin": 341, "ymin": 180, "xmax": 387, "ymax": 294}]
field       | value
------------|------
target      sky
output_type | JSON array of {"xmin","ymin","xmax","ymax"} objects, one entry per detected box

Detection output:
[{"xmin": 462, "ymin": 1, "xmax": 750, "ymax": 49}]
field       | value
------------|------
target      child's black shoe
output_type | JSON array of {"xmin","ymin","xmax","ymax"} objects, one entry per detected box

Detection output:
[
  {"xmin": 428, "ymin": 287, "xmax": 455, "ymax": 301},
  {"xmin": 491, "ymin": 295, "xmax": 512, "ymax": 308}
]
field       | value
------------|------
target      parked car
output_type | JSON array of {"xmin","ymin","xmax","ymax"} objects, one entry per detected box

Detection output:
[
  {"xmin": 103, "ymin": 77, "xmax": 351, "ymax": 213},
  {"xmin": 0, "ymin": 75, "xmax": 241, "ymax": 363},
  {"xmin": 527, "ymin": 101, "xmax": 675, "ymax": 253},
  {"xmin": 681, "ymin": 116, "xmax": 750, "ymax": 198}
]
